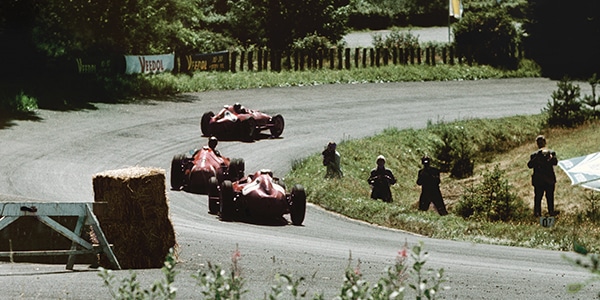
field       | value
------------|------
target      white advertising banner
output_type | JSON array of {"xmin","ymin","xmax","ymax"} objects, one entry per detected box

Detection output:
[
  {"xmin": 124, "ymin": 53, "xmax": 175, "ymax": 74},
  {"xmin": 558, "ymin": 152, "xmax": 600, "ymax": 191}
]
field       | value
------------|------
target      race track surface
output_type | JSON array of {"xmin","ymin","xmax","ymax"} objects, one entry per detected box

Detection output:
[{"xmin": 1, "ymin": 78, "xmax": 597, "ymax": 299}]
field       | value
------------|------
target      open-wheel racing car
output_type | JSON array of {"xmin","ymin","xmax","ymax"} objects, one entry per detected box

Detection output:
[
  {"xmin": 170, "ymin": 145, "xmax": 245, "ymax": 202},
  {"xmin": 201, "ymin": 103, "xmax": 284, "ymax": 140},
  {"xmin": 208, "ymin": 169, "xmax": 306, "ymax": 225}
]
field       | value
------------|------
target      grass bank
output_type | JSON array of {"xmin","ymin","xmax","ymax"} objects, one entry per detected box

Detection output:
[{"xmin": 285, "ymin": 115, "xmax": 600, "ymax": 253}]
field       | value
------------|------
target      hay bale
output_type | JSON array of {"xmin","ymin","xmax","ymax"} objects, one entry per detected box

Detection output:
[{"xmin": 93, "ymin": 166, "xmax": 177, "ymax": 269}]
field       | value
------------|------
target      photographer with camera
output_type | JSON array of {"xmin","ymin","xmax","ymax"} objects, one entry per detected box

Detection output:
[
  {"xmin": 322, "ymin": 142, "xmax": 343, "ymax": 178},
  {"xmin": 417, "ymin": 156, "xmax": 448, "ymax": 215},
  {"xmin": 527, "ymin": 135, "xmax": 559, "ymax": 217},
  {"xmin": 367, "ymin": 155, "xmax": 396, "ymax": 202}
]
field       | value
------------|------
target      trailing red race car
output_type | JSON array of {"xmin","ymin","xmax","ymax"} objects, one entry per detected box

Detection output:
[
  {"xmin": 201, "ymin": 103, "xmax": 284, "ymax": 140},
  {"xmin": 170, "ymin": 144, "xmax": 245, "ymax": 205},
  {"xmin": 208, "ymin": 169, "xmax": 306, "ymax": 225}
]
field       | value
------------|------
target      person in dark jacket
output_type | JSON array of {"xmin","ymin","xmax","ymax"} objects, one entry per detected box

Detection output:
[
  {"xmin": 527, "ymin": 135, "xmax": 559, "ymax": 217},
  {"xmin": 322, "ymin": 142, "xmax": 343, "ymax": 178},
  {"xmin": 368, "ymin": 155, "xmax": 396, "ymax": 202},
  {"xmin": 417, "ymin": 156, "xmax": 448, "ymax": 216}
]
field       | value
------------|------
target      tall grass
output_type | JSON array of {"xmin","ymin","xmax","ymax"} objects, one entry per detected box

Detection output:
[{"xmin": 285, "ymin": 115, "xmax": 600, "ymax": 252}]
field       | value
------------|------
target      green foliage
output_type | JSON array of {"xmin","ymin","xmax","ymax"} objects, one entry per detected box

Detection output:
[
  {"xmin": 427, "ymin": 122, "xmax": 475, "ymax": 179},
  {"xmin": 193, "ymin": 246, "xmax": 246, "ymax": 299},
  {"xmin": 99, "ymin": 248, "xmax": 178, "ymax": 300},
  {"xmin": 0, "ymin": 90, "xmax": 38, "ymax": 113},
  {"xmin": 452, "ymin": 6, "xmax": 520, "ymax": 68},
  {"xmin": 563, "ymin": 245, "xmax": 600, "ymax": 297},
  {"xmin": 331, "ymin": 242, "xmax": 445, "ymax": 299},
  {"xmin": 292, "ymin": 34, "xmax": 335, "ymax": 52},
  {"xmin": 544, "ymin": 77, "xmax": 586, "ymax": 128},
  {"xmin": 455, "ymin": 165, "xmax": 528, "ymax": 222},
  {"xmin": 523, "ymin": 0, "xmax": 600, "ymax": 78},
  {"xmin": 372, "ymin": 28, "xmax": 421, "ymax": 49},
  {"xmin": 347, "ymin": 0, "xmax": 448, "ymax": 29},
  {"xmin": 100, "ymin": 243, "xmax": 446, "ymax": 300},
  {"xmin": 582, "ymin": 74, "xmax": 600, "ymax": 119}
]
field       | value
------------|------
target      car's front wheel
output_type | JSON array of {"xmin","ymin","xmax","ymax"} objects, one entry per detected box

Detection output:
[
  {"xmin": 200, "ymin": 111, "xmax": 214, "ymax": 136},
  {"xmin": 269, "ymin": 114, "xmax": 284, "ymax": 138},
  {"xmin": 228, "ymin": 158, "xmax": 245, "ymax": 181},
  {"xmin": 208, "ymin": 176, "xmax": 220, "ymax": 214},
  {"xmin": 290, "ymin": 184, "xmax": 306, "ymax": 226},
  {"xmin": 220, "ymin": 180, "xmax": 235, "ymax": 221},
  {"xmin": 170, "ymin": 154, "xmax": 186, "ymax": 190}
]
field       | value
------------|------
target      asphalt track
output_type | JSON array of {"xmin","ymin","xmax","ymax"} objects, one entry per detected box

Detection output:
[{"xmin": 0, "ymin": 78, "xmax": 597, "ymax": 299}]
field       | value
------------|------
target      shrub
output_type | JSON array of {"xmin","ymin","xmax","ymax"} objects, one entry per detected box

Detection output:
[
  {"xmin": 0, "ymin": 90, "xmax": 38, "ymax": 113},
  {"xmin": 455, "ymin": 164, "xmax": 527, "ymax": 222},
  {"xmin": 372, "ymin": 28, "xmax": 420, "ymax": 49},
  {"xmin": 428, "ymin": 122, "xmax": 475, "ymax": 179},
  {"xmin": 100, "ymin": 242, "xmax": 448, "ymax": 300},
  {"xmin": 98, "ymin": 248, "xmax": 177, "ymax": 300},
  {"xmin": 582, "ymin": 73, "xmax": 600, "ymax": 119},
  {"xmin": 544, "ymin": 77, "xmax": 586, "ymax": 128},
  {"xmin": 452, "ymin": 7, "xmax": 520, "ymax": 69}
]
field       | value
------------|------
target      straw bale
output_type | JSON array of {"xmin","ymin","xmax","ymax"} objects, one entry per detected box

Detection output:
[{"xmin": 92, "ymin": 166, "xmax": 177, "ymax": 269}]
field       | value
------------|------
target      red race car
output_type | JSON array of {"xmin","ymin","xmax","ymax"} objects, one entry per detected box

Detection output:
[
  {"xmin": 201, "ymin": 103, "xmax": 284, "ymax": 140},
  {"xmin": 170, "ymin": 145, "xmax": 244, "ymax": 202},
  {"xmin": 208, "ymin": 169, "xmax": 306, "ymax": 225}
]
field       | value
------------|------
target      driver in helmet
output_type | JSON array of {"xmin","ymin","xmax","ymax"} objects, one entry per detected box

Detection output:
[
  {"xmin": 208, "ymin": 136, "xmax": 221, "ymax": 157},
  {"xmin": 232, "ymin": 102, "xmax": 247, "ymax": 114}
]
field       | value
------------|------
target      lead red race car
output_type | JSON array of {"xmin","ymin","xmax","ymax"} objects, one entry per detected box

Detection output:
[
  {"xmin": 208, "ymin": 169, "xmax": 306, "ymax": 226},
  {"xmin": 201, "ymin": 103, "xmax": 284, "ymax": 141},
  {"xmin": 170, "ymin": 144, "xmax": 245, "ymax": 204}
]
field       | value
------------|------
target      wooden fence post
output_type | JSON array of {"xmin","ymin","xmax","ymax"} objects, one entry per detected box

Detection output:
[
  {"xmin": 230, "ymin": 51, "xmax": 237, "ymax": 73},
  {"xmin": 354, "ymin": 48, "xmax": 360, "ymax": 68},
  {"xmin": 337, "ymin": 48, "xmax": 343, "ymax": 70},
  {"xmin": 417, "ymin": 47, "xmax": 422, "ymax": 64},
  {"xmin": 362, "ymin": 48, "xmax": 367, "ymax": 68},
  {"xmin": 329, "ymin": 48, "xmax": 335, "ymax": 70},
  {"xmin": 431, "ymin": 46, "xmax": 436, "ymax": 66},
  {"xmin": 318, "ymin": 49, "xmax": 324, "ymax": 69},
  {"xmin": 345, "ymin": 48, "xmax": 351, "ymax": 69},
  {"xmin": 257, "ymin": 50, "xmax": 263, "ymax": 71},
  {"xmin": 370, "ymin": 48, "xmax": 375, "ymax": 67},
  {"xmin": 263, "ymin": 49, "xmax": 269, "ymax": 71},
  {"xmin": 248, "ymin": 51, "xmax": 253, "ymax": 71}
]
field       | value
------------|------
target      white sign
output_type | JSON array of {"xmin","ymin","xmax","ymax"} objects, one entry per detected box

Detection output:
[{"xmin": 124, "ymin": 53, "xmax": 175, "ymax": 74}]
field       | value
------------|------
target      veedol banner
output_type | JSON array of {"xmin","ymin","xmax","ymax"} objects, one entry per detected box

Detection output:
[{"xmin": 124, "ymin": 53, "xmax": 175, "ymax": 74}]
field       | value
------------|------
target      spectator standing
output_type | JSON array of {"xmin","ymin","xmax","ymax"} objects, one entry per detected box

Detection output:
[
  {"xmin": 417, "ymin": 156, "xmax": 448, "ymax": 216},
  {"xmin": 368, "ymin": 155, "xmax": 396, "ymax": 202},
  {"xmin": 322, "ymin": 142, "xmax": 343, "ymax": 178},
  {"xmin": 527, "ymin": 135, "xmax": 559, "ymax": 217}
]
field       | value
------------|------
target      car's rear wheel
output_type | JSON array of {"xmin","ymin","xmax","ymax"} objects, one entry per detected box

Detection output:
[
  {"xmin": 269, "ymin": 114, "xmax": 285, "ymax": 138},
  {"xmin": 200, "ymin": 111, "xmax": 214, "ymax": 136},
  {"xmin": 228, "ymin": 158, "xmax": 245, "ymax": 181},
  {"xmin": 220, "ymin": 180, "xmax": 235, "ymax": 221},
  {"xmin": 170, "ymin": 154, "xmax": 186, "ymax": 190},
  {"xmin": 208, "ymin": 176, "xmax": 220, "ymax": 214},
  {"xmin": 290, "ymin": 184, "xmax": 306, "ymax": 226},
  {"xmin": 242, "ymin": 118, "xmax": 256, "ymax": 140}
]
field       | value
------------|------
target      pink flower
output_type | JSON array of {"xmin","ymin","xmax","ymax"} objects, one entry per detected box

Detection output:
[{"xmin": 398, "ymin": 247, "xmax": 407, "ymax": 258}]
